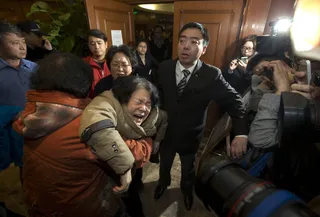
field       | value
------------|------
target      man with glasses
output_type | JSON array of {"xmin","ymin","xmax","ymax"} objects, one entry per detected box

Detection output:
[{"xmin": 17, "ymin": 20, "xmax": 54, "ymax": 62}]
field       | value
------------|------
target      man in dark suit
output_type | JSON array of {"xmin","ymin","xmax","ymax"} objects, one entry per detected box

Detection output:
[{"xmin": 153, "ymin": 22, "xmax": 248, "ymax": 210}]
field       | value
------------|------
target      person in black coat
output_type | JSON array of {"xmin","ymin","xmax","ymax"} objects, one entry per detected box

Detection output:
[
  {"xmin": 223, "ymin": 35, "xmax": 257, "ymax": 94},
  {"xmin": 149, "ymin": 25, "xmax": 170, "ymax": 63},
  {"xmin": 153, "ymin": 22, "xmax": 248, "ymax": 211},
  {"xmin": 134, "ymin": 40, "xmax": 159, "ymax": 82}
]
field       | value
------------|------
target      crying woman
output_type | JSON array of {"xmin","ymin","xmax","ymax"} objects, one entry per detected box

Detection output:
[{"xmin": 79, "ymin": 76, "xmax": 167, "ymax": 217}]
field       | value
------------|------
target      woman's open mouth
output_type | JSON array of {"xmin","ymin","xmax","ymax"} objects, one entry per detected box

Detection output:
[{"xmin": 133, "ymin": 113, "xmax": 146, "ymax": 124}]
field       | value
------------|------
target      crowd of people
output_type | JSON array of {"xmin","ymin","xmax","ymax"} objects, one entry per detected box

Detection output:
[{"xmin": 1, "ymin": 16, "xmax": 320, "ymax": 217}]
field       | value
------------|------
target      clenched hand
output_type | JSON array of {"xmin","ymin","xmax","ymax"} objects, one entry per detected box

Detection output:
[{"xmin": 113, "ymin": 169, "xmax": 132, "ymax": 194}]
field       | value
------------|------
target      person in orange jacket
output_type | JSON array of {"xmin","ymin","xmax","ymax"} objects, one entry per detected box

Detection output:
[{"xmin": 83, "ymin": 29, "xmax": 111, "ymax": 98}]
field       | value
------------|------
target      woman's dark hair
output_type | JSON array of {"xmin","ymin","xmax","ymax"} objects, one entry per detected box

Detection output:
[
  {"xmin": 106, "ymin": 45, "xmax": 138, "ymax": 70},
  {"xmin": 112, "ymin": 76, "xmax": 159, "ymax": 108},
  {"xmin": 242, "ymin": 35, "xmax": 257, "ymax": 51},
  {"xmin": 31, "ymin": 53, "xmax": 93, "ymax": 98},
  {"xmin": 88, "ymin": 29, "xmax": 107, "ymax": 42},
  {"xmin": 136, "ymin": 39, "xmax": 149, "ymax": 49},
  {"xmin": 178, "ymin": 22, "xmax": 210, "ymax": 46}
]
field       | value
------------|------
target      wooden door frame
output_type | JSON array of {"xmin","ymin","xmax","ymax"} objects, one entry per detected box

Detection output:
[
  {"xmin": 115, "ymin": 0, "xmax": 276, "ymax": 39},
  {"xmin": 119, "ymin": 0, "xmax": 273, "ymax": 62},
  {"xmin": 85, "ymin": 0, "xmax": 135, "ymax": 44}
]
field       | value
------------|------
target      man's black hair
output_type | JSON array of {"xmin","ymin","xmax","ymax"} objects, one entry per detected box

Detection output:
[
  {"xmin": 0, "ymin": 20, "xmax": 22, "ymax": 44},
  {"xmin": 88, "ymin": 29, "xmax": 108, "ymax": 42},
  {"xmin": 31, "ymin": 53, "xmax": 93, "ymax": 98},
  {"xmin": 178, "ymin": 22, "xmax": 210, "ymax": 46}
]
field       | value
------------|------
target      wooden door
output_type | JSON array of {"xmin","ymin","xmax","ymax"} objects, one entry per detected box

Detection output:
[
  {"xmin": 173, "ymin": 1, "xmax": 244, "ymax": 69},
  {"xmin": 85, "ymin": 0, "xmax": 134, "ymax": 46}
]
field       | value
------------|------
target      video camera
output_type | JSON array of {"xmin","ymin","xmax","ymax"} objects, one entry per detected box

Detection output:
[
  {"xmin": 255, "ymin": 17, "xmax": 293, "ymax": 56},
  {"xmin": 195, "ymin": 154, "xmax": 319, "ymax": 217},
  {"xmin": 248, "ymin": 20, "xmax": 294, "ymax": 80},
  {"xmin": 279, "ymin": 91, "xmax": 320, "ymax": 146},
  {"xmin": 256, "ymin": 35, "xmax": 291, "ymax": 57},
  {"xmin": 254, "ymin": 16, "xmax": 320, "ymax": 146},
  {"xmin": 195, "ymin": 1, "xmax": 320, "ymax": 216}
]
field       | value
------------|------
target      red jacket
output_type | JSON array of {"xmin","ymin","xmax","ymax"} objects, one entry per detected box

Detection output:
[
  {"xmin": 12, "ymin": 91, "xmax": 120, "ymax": 217},
  {"xmin": 124, "ymin": 137, "xmax": 152, "ymax": 168},
  {"xmin": 83, "ymin": 56, "xmax": 111, "ymax": 98}
]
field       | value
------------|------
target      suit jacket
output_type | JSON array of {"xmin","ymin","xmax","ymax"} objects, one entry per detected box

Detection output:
[{"xmin": 155, "ymin": 59, "xmax": 248, "ymax": 154}]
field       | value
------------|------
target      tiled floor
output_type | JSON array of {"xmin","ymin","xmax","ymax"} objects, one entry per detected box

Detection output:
[{"xmin": 140, "ymin": 155, "xmax": 214, "ymax": 217}]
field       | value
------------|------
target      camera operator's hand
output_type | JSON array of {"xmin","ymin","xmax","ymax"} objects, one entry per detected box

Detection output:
[
  {"xmin": 229, "ymin": 136, "xmax": 248, "ymax": 159},
  {"xmin": 291, "ymin": 71, "xmax": 320, "ymax": 99},
  {"xmin": 268, "ymin": 60, "xmax": 292, "ymax": 95},
  {"xmin": 43, "ymin": 38, "xmax": 53, "ymax": 51},
  {"xmin": 112, "ymin": 169, "xmax": 132, "ymax": 194},
  {"xmin": 252, "ymin": 61, "xmax": 270, "ymax": 75},
  {"xmin": 230, "ymin": 59, "xmax": 238, "ymax": 71},
  {"xmin": 292, "ymin": 84, "xmax": 320, "ymax": 99}
]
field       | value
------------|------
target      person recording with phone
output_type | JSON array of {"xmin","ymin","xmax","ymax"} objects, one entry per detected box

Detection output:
[
  {"xmin": 223, "ymin": 35, "xmax": 257, "ymax": 94},
  {"xmin": 17, "ymin": 20, "xmax": 55, "ymax": 62}
]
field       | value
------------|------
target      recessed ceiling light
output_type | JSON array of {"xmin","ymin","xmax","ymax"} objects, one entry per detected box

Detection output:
[{"xmin": 138, "ymin": 4, "xmax": 156, "ymax": 11}]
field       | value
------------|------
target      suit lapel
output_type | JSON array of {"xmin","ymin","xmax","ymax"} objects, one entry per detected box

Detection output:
[{"xmin": 169, "ymin": 59, "xmax": 179, "ymax": 100}]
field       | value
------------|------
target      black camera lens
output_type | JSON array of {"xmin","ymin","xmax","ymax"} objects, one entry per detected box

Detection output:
[{"xmin": 195, "ymin": 154, "xmax": 319, "ymax": 217}]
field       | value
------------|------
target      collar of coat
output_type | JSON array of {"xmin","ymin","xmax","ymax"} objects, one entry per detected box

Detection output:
[{"xmin": 13, "ymin": 90, "xmax": 91, "ymax": 139}]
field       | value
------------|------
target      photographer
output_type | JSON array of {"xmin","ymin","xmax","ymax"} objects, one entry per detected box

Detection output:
[
  {"xmin": 248, "ymin": 59, "xmax": 294, "ymax": 147},
  {"xmin": 248, "ymin": 59, "xmax": 320, "ymax": 147},
  {"xmin": 247, "ymin": 57, "xmax": 320, "ymax": 202}
]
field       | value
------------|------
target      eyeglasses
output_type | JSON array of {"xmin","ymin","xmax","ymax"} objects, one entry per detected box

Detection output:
[
  {"xmin": 241, "ymin": 46, "xmax": 254, "ymax": 51},
  {"xmin": 138, "ymin": 45, "xmax": 147, "ymax": 49},
  {"xmin": 111, "ymin": 62, "xmax": 131, "ymax": 69}
]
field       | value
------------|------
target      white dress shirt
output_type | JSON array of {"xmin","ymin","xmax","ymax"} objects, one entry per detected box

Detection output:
[{"xmin": 175, "ymin": 61, "xmax": 196, "ymax": 85}]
